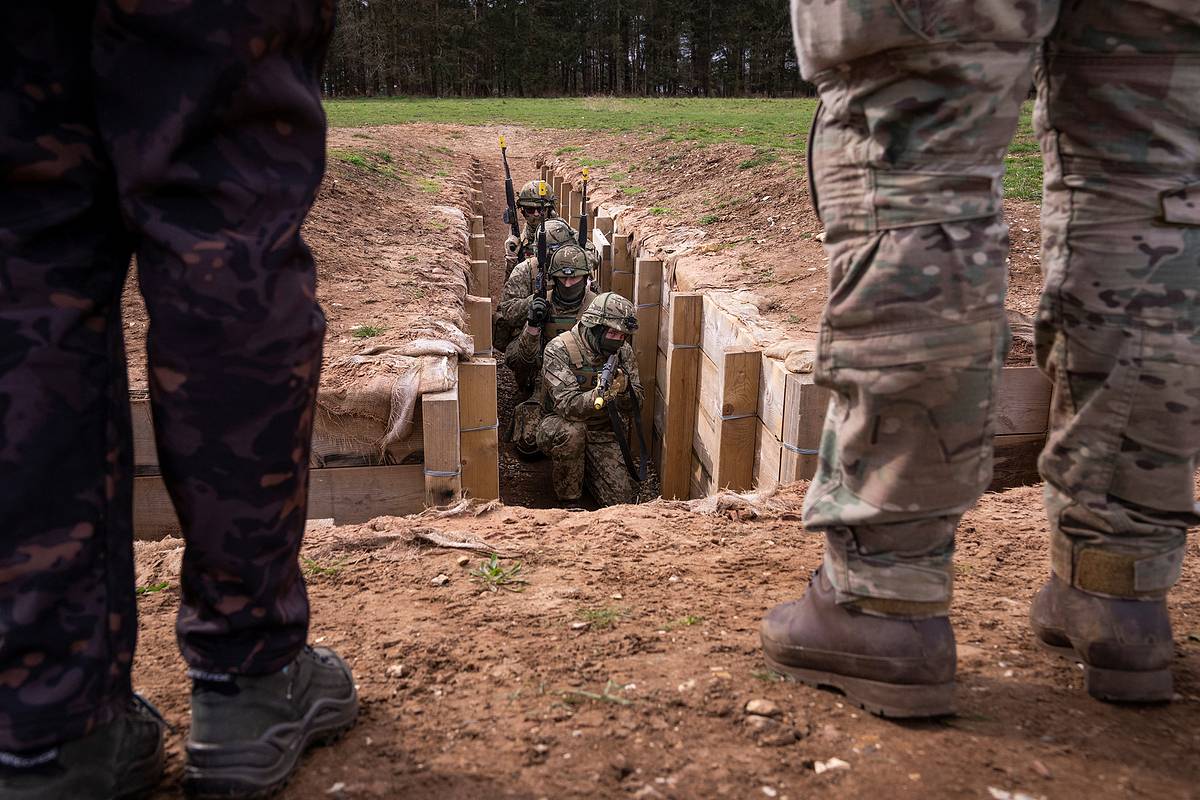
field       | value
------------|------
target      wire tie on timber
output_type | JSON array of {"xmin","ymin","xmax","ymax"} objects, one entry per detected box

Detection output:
[
  {"xmin": 636, "ymin": 303, "xmax": 660, "ymax": 309},
  {"xmin": 460, "ymin": 422, "xmax": 500, "ymax": 433},
  {"xmin": 782, "ymin": 442, "xmax": 819, "ymax": 456},
  {"xmin": 423, "ymin": 469, "xmax": 462, "ymax": 478},
  {"xmin": 670, "ymin": 344, "xmax": 700, "ymax": 350},
  {"xmin": 719, "ymin": 412, "xmax": 756, "ymax": 421}
]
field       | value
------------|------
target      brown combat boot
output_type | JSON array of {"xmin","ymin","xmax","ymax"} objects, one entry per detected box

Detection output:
[
  {"xmin": 760, "ymin": 569, "xmax": 955, "ymax": 718},
  {"xmin": 1030, "ymin": 574, "xmax": 1173, "ymax": 703}
]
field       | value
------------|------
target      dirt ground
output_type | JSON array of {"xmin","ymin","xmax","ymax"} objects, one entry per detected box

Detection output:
[{"xmin": 133, "ymin": 481, "xmax": 1200, "ymax": 799}]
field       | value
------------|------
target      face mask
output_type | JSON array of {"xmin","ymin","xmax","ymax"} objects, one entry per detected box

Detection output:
[
  {"xmin": 598, "ymin": 333, "xmax": 625, "ymax": 354},
  {"xmin": 553, "ymin": 279, "xmax": 586, "ymax": 307}
]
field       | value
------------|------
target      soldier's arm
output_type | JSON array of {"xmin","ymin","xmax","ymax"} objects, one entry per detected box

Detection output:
[
  {"xmin": 513, "ymin": 324, "xmax": 541, "ymax": 364},
  {"xmin": 544, "ymin": 345, "xmax": 601, "ymax": 423},
  {"xmin": 584, "ymin": 241, "xmax": 601, "ymax": 270},
  {"xmin": 497, "ymin": 261, "xmax": 535, "ymax": 323}
]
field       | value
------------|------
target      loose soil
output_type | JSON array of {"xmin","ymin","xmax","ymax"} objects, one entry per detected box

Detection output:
[{"xmin": 134, "ymin": 481, "xmax": 1200, "ymax": 799}]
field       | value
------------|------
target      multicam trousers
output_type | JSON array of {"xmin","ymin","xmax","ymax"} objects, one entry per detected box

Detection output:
[
  {"xmin": 0, "ymin": 1, "xmax": 334, "ymax": 751},
  {"xmin": 794, "ymin": 0, "xmax": 1200, "ymax": 608},
  {"xmin": 535, "ymin": 416, "xmax": 635, "ymax": 507}
]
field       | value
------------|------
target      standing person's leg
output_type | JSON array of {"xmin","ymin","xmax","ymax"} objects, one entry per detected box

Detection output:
[
  {"xmin": 90, "ymin": 2, "xmax": 355, "ymax": 795},
  {"xmin": 1028, "ymin": 0, "xmax": 1200, "ymax": 702},
  {"xmin": 760, "ymin": 0, "xmax": 1059, "ymax": 717},
  {"xmin": 0, "ymin": 4, "xmax": 165, "ymax": 797}
]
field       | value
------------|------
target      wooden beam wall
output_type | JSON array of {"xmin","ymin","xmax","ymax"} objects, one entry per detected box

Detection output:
[
  {"xmin": 422, "ymin": 388, "xmax": 462, "ymax": 507},
  {"xmin": 659, "ymin": 292, "xmax": 702, "ymax": 499},
  {"xmin": 459, "ymin": 359, "xmax": 499, "ymax": 501}
]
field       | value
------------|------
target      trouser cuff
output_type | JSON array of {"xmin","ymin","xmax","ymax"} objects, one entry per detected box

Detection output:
[
  {"xmin": 1050, "ymin": 535, "xmax": 1184, "ymax": 599},
  {"xmin": 823, "ymin": 523, "xmax": 955, "ymax": 608}
]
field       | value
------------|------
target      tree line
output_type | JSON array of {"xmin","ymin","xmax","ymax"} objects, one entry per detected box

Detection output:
[{"xmin": 323, "ymin": 0, "xmax": 810, "ymax": 97}]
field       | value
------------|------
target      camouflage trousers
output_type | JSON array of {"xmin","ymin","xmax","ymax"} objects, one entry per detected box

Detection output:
[
  {"xmin": 536, "ymin": 416, "xmax": 634, "ymax": 506},
  {"xmin": 793, "ymin": 0, "xmax": 1200, "ymax": 608},
  {"xmin": 0, "ymin": 1, "xmax": 333, "ymax": 751},
  {"xmin": 504, "ymin": 335, "xmax": 540, "ymax": 391}
]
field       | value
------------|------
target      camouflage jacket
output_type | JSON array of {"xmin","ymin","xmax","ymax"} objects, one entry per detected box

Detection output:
[
  {"xmin": 541, "ymin": 327, "xmax": 643, "ymax": 425},
  {"xmin": 515, "ymin": 219, "xmax": 600, "ymax": 266},
  {"xmin": 496, "ymin": 240, "xmax": 602, "ymax": 327}
]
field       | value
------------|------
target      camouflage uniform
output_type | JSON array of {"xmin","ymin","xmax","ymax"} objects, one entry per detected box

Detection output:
[
  {"xmin": 494, "ymin": 222, "xmax": 599, "ymax": 353},
  {"xmin": 794, "ymin": 0, "xmax": 1200, "ymax": 608},
  {"xmin": 538, "ymin": 294, "xmax": 644, "ymax": 506},
  {"xmin": 0, "ymin": 0, "xmax": 333, "ymax": 753}
]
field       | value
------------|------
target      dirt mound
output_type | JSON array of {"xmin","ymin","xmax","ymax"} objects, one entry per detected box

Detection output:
[{"xmin": 133, "ymin": 480, "xmax": 1199, "ymax": 799}]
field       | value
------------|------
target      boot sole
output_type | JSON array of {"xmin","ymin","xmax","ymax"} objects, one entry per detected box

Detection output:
[
  {"xmin": 764, "ymin": 654, "xmax": 954, "ymax": 719},
  {"xmin": 183, "ymin": 693, "xmax": 358, "ymax": 800},
  {"xmin": 1033, "ymin": 638, "xmax": 1173, "ymax": 704}
]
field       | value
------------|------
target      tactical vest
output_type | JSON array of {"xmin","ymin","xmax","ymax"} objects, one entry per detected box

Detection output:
[
  {"xmin": 544, "ymin": 331, "xmax": 606, "ymax": 430},
  {"xmin": 541, "ymin": 287, "xmax": 596, "ymax": 345}
]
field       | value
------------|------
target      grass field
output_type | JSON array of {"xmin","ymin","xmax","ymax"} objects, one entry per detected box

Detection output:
[{"xmin": 325, "ymin": 97, "xmax": 1042, "ymax": 201}]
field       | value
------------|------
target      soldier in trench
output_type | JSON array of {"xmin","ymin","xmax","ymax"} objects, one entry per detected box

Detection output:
[{"xmin": 537, "ymin": 292, "xmax": 644, "ymax": 507}]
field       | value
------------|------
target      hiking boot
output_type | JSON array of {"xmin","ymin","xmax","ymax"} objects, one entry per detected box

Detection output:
[
  {"xmin": 184, "ymin": 645, "xmax": 358, "ymax": 799},
  {"xmin": 1030, "ymin": 574, "xmax": 1173, "ymax": 703},
  {"xmin": 760, "ymin": 568, "xmax": 956, "ymax": 718},
  {"xmin": 0, "ymin": 695, "xmax": 165, "ymax": 800}
]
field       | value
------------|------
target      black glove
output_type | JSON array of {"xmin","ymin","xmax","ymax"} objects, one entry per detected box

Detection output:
[{"xmin": 527, "ymin": 297, "xmax": 549, "ymax": 328}]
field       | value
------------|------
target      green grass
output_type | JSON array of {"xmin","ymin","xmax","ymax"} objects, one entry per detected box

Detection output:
[
  {"xmin": 699, "ymin": 213, "xmax": 720, "ymax": 225},
  {"xmin": 664, "ymin": 614, "xmax": 703, "ymax": 630},
  {"xmin": 577, "ymin": 607, "xmax": 624, "ymax": 629},
  {"xmin": 620, "ymin": 185, "xmax": 645, "ymax": 197},
  {"xmin": 471, "ymin": 554, "xmax": 529, "ymax": 593},
  {"xmin": 135, "ymin": 581, "xmax": 169, "ymax": 596},
  {"xmin": 301, "ymin": 557, "xmax": 345, "ymax": 577},
  {"xmin": 419, "ymin": 178, "xmax": 441, "ymax": 193},
  {"xmin": 325, "ymin": 97, "xmax": 1043, "ymax": 201},
  {"xmin": 577, "ymin": 156, "xmax": 612, "ymax": 168},
  {"xmin": 561, "ymin": 679, "xmax": 633, "ymax": 706},
  {"xmin": 649, "ymin": 206, "xmax": 670, "ymax": 216},
  {"xmin": 350, "ymin": 324, "xmax": 385, "ymax": 339}
]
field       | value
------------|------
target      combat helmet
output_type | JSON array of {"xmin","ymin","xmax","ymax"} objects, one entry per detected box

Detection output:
[
  {"xmin": 548, "ymin": 244, "xmax": 592, "ymax": 308},
  {"xmin": 541, "ymin": 218, "xmax": 579, "ymax": 251},
  {"xmin": 580, "ymin": 292, "xmax": 638, "ymax": 354},
  {"xmin": 517, "ymin": 179, "xmax": 556, "ymax": 209}
]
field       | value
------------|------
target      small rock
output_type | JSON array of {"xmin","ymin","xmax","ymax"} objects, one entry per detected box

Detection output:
[
  {"xmin": 677, "ymin": 679, "xmax": 696, "ymax": 692},
  {"xmin": 744, "ymin": 699, "xmax": 781, "ymax": 718},
  {"xmin": 456, "ymin": 555, "xmax": 470, "ymax": 566},
  {"xmin": 1031, "ymin": 760, "xmax": 1052, "ymax": 779},
  {"xmin": 384, "ymin": 663, "xmax": 405, "ymax": 678},
  {"xmin": 326, "ymin": 782, "xmax": 346, "ymax": 794},
  {"xmin": 431, "ymin": 573, "xmax": 449, "ymax": 586},
  {"xmin": 813, "ymin": 757, "xmax": 850, "ymax": 774},
  {"xmin": 761, "ymin": 787, "xmax": 778, "ymax": 798},
  {"xmin": 570, "ymin": 621, "xmax": 589, "ymax": 630},
  {"xmin": 611, "ymin": 593, "xmax": 623, "ymax": 600},
  {"xmin": 668, "ymin": 575, "xmax": 680, "ymax": 583}
]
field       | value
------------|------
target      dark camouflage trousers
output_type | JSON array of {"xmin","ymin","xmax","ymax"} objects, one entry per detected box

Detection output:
[
  {"xmin": 536, "ymin": 417, "xmax": 634, "ymax": 506},
  {"xmin": 794, "ymin": 0, "xmax": 1200, "ymax": 606},
  {"xmin": 0, "ymin": 1, "xmax": 333, "ymax": 751}
]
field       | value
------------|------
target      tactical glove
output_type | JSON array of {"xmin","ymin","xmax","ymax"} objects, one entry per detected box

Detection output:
[
  {"xmin": 527, "ymin": 297, "xmax": 549, "ymax": 327},
  {"xmin": 504, "ymin": 234, "xmax": 520, "ymax": 256}
]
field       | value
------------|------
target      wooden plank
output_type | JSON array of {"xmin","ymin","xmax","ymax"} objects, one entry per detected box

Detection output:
[
  {"xmin": 655, "ymin": 349, "xmax": 667, "ymax": 401},
  {"xmin": 469, "ymin": 234, "xmax": 486, "ymax": 263},
  {"xmin": 559, "ymin": 181, "xmax": 573, "ymax": 219},
  {"xmin": 465, "ymin": 295, "xmax": 492, "ymax": 356},
  {"xmin": 459, "ymin": 359, "xmax": 499, "ymax": 501},
  {"xmin": 989, "ymin": 433, "xmax": 1045, "ymax": 491},
  {"xmin": 700, "ymin": 293, "xmax": 755, "ymax": 364},
  {"xmin": 568, "ymin": 190, "xmax": 581, "ymax": 224},
  {"xmin": 756, "ymin": 421, "xmax": 783, "ymax": 491},
  {"xmin": 422, "ymin": 388, "xmax": 462, "ymax": 507},
  {"xmin": 659, "ymin": 292, "xmax": 703, "ymax": 499},
  {"xmin": 552, "ymin": 176, "xmax": 564, "ymax": 210},
  {"xmin": 133, "ymin": 465, "xmax": 426, "ymax": 540},
  {"xmin": 633, "ymin": 258, "xmax": 663, "ymax": 452},
  {"xmin": 758, "ymin": 356, "xmax": 788, "ymax": 440},
  {"xmin": 540, "ymin": 165, "xmax": 550, "ymax": 182},
  {"xmin": 995, "ymin": 366, "xmax": 1052, "ymax": 435},
  {"xmin": 595, "ymin": 212, "xmax": 614, "ymax": 239},
  {"xmin": 689, "ymin": 452, "xmax": 713, "ymax": 500},
  {"xmin": 469, "ymin": 259, "xmax": 489, "ymax": 297},
  {"xmin": 653, "ymin": 386, "xmax": 666, "ymax": 471},
  {"xmin": 470, "ymin": 215, "xmax": 484, "ymax": 236},
  {"xmin": 611, "ymin": 233, "xmax": 631, "ymax": 273},
  {"xmin": 600, "ymin": 241, "xmax": 613, "ymax": 293},
  {"xmin": 780, "ymin": 375, "xmax": 832, "ymax": 483},
  {"xmin": 712, "ymin": 348, "xmax": 760, "ymax": 491}
]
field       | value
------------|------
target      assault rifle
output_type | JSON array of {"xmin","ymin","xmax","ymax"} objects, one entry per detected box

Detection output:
[
  {"xmin": 593, "ymin": 353, "xmax": 620, "ymax": 410},
  {"xmin": 577, "ymin": 167, "xmax": 590, "ymax": 247},
  {"xmin": 499, "ymin": 136, "xmax": 519, "ymax": 240},
  {"xmin": 535, "ymin": 198, "xmax": 549, "ymax": 296},
  {"xmin": 592, "ymin": 353, "xmax": 649, "ymax": 481}
]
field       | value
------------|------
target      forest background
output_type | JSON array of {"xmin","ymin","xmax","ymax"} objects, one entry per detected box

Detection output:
[{"xmin": 323, "ymin": 0, "xmax": 806, "ymax": 97}]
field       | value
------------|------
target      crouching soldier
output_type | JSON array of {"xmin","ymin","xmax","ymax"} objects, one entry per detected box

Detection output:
[
  {"xmin": 494, "ymin": 217, "xmax": 600, "ymax": 358},
  {"xmin": 537, "ymin": 293, "xmax": 644, "ymax": 507}
]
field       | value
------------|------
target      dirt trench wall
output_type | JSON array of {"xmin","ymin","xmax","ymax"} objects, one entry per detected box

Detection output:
[{"xmin": 541, "ymin": 158, "xmax": 1053, "ymax": 500}]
